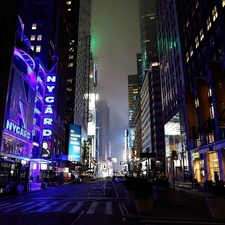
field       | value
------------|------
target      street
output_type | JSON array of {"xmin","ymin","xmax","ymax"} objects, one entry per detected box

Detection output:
[
  {"xmin": 0, "ymin": 179, "xmax": 127, "ymax": 225},
  {"xmin": 1, "ymin": 179, "xmax": 225, "ymax": 225}
]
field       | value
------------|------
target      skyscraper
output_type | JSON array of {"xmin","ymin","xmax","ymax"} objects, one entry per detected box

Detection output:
[
  {"xmin": 139, "ymin": 0, "xmax": 158, "ymax": 78},
  {"xmin": 96, "ymin": 100, "xmax": 110, "ymax": 163},
  {"xmin": 128, "ymin": 75, "xmax": 139, "ymax": 129},
  {"xmin": 65, "ymin": 0, "xmax": 92, "ymax": 144}
]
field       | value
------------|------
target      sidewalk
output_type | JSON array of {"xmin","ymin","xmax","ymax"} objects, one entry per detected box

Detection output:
[{"xmin": 122, "ymin": 183, "xmax": 225, "ymax": 223}]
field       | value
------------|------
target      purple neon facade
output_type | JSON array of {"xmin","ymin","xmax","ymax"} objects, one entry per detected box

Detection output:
[{"xmin": 1, "ymin": 47, "xmax": 37, "ymax": 161}]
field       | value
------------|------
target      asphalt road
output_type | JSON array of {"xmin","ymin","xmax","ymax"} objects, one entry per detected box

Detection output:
[
  {"xmin": 0, "ymin": 179, "xmax": 127, "ymax": 225},
  {"xmin": 0, "ymin": 179, "xmax": 225, "ymax": 225}
]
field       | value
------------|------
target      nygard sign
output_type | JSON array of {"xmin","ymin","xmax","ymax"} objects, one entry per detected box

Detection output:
[
  {"xmin": 42, "ymin": 74, "xmax": 56, "ymax": 137},
  {"xmin": 6, "ymin": 120, "xmax": 31, "ymax": 140}
]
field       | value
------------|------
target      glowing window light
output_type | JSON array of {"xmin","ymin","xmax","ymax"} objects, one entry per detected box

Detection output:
[{"xmin": 32, "ymin": 23, "xmax": 37, "ymax": 30}]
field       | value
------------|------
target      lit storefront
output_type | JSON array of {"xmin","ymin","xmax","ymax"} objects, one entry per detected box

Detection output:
[{"xmin": 164, "ymin": 112, "xmax": 189, "ymax": 181}]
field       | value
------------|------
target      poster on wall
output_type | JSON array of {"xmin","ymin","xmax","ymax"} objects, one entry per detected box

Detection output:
[
  {"xmin": 41, "ymin": 140, "xmax": 51, "ymax": 158},
  {"xmin": 68, "ymin": 124, "xmax": 81, "ymax": 162}
]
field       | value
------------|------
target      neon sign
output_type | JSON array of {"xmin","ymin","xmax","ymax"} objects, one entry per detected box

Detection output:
[
  {"xmin": 5, "ymin": 120, "xmax": 31, "ymax": 140},
  {"xmin": 42, "ymin": 75, "xmax": 56, "ymax": 137}
]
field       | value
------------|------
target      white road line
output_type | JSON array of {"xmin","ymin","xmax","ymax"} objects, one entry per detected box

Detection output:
[
  {"xmin": 68, "ymin": 202, "xmax": 83, "ymax": 214},
  {"xmin": 105, "ymin": 202, "xmax": 112, "ymax": 215},
  {"xmin": 54, "ymin": 202, "xmax": 71, "ymax": 212},
  {"xmin": 3, "ymin": 202, "xmax": 34, "ymax": 212},
  {"xmin": 35, "ymin": 202, "xmax": 58, "ymax": 212},
  {"xmin": 20, "ymin": 201, "xmax": 46, "ymax": 212},
  {"xmin": 86, "ymin": 202, "xmax": 98, "ymax": 214},
  {"xmin": 0, "ymin": 203, "xmax": 12, "ymax": 207},
  {"xmin": 0, "ymin": 202, "xmax": 23, "ymax": 210}
]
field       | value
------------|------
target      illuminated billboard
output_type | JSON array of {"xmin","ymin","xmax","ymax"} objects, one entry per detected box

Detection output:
[{"xmin": 68, "ymin": 124, "xmax": 81, "ymax": 162}]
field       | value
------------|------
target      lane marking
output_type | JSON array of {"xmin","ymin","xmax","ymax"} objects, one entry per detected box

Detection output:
[
  {"xmin": 0, "ymin": 203, "xmax": 12, "ymax": 207},
  {"xmin": 35, "ymin": 202, "xmax": 58, "ymax": 212},
  {"xmin": 4, "ymin": 202, "xmax": 34, "ymax": 212},
  {"xmin": 54, "ymin": 202, "xmax": 71, "ymax": 212},
  {"xmin": 86, "ymin": 201, "xmax": 98, "ymax": 214},
  {"xmin": 105, "ymin": 202, "xmax": 112, "ymax": 215},
  {"xmin": 68, "ymin": 202, "xmax": 83, "ymax": 214},
  {"xmin": 20, "ymin": 201, "xmax": 46, "ymax": 212},
  {"xmin": 0, "ymin": 202, "xmax": 23, "ymax": 210}
]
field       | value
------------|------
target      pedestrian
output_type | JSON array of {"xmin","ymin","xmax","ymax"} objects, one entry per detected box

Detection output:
[{"xmin": 214, "ymin": 171, "xmax": 219, "ymax": 184}]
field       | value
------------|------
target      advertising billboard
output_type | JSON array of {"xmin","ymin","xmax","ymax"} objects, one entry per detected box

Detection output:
[{"xmin": 68, "ymin": 124, "xmax": 81, "ymax": 162}]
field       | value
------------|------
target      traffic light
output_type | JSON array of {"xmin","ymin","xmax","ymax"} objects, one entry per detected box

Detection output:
[{"xmin": 172, "ymin": 150, "xmax": 178, "ymax": 160}]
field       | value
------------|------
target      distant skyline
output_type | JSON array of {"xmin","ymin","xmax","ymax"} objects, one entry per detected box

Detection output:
[{"xmin": 91, "ymin": 0, "xmax": 140, "ymax": 165}]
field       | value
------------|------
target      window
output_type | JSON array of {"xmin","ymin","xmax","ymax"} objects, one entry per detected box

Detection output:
[
  {"xmin": 186, "ymin": 52, "xmax": 189, "ymax": 62},
  {"xmin": 199, "ymin": 29, "xmax": 204, "ymax": 41},
  {"xmin": 195, "ymin": 36, "xmax": 199, "ymax": 48},
  {"xmin": 206, "ymin": 17, "xmax": 212, "ymax": 30},
  {"xmin": 36, "ymin": 46, "xmax": 41, "ymax": 52},
  {"xmin": 37, "ymin": 35, "xmax": 42, "ymax": 41},
  {"xmin": 223, "ymin": 0, "xmax": 225, "ymax": 7},
  {"xmin": 67, "ymin": 1, "xmax": 71, "ymax": 4},
  {"xmin": 195, "ymin": 0, "xmax": 199, "ymax": 9},
  {"xmin": 190, "ymin": 46, "xmax": 193, "ymax": 57},
  {"xmin": 32, "ymin": 23, "xmax": 37, "ymax": 30},
  {"xmin": 212, "ymin": 6, "xmax": 218, "ymax": 22},
  {"xmin": 30, "ymin": 35, "xmax": 35, "ymax": 41},
  {"xmin": 69, "ymin": 55, "xmax": 74, "ymax": 59},
  {"xmin": 68, "ymin": 63, "xmax": 73, "ymax": 67},
  {"xmin": 186, "ymin": 19, "xmax": 189, "ymax": 28}
]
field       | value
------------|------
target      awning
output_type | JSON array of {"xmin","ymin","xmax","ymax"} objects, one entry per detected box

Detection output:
[
  {"xmin": 30, "ymin": 158, "xmax": 52, "ymax": 163},
  {"xmin": 0, "ymin": 158, "xmax": 15, "ymax": 163}
]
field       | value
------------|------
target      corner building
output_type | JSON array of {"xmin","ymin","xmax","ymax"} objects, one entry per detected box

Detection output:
[{"xmin": 156, "ymin": 0, "xmax": 225, "ymax": 181}]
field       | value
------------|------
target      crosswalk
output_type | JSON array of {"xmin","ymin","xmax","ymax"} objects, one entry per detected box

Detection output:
[{"xmin": 0, "ymin": 200, "xmax": 115, "ymax": 215}]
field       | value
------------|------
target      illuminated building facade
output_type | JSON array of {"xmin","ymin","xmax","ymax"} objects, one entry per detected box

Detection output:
[
  {"xmin": 0, "ymin": 16, "xmax": 36, "ymax": 191},
  {"xmin": 18, "ymin": 0, "xmax": 69, "ymax": 180},
  {"xmin": 156, "ymin": 0, "xmax": 225, "ymax": 181}
]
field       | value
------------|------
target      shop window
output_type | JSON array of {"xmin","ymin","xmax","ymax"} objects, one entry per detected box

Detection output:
[{"xmin": 207, "ymin": 151, "xmax": 219, "ymax": 181}]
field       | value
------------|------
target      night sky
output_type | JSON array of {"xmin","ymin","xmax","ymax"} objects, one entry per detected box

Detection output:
[{"xmin": 91, "ymin": 0, "xmax": 140, "ymax": 166}]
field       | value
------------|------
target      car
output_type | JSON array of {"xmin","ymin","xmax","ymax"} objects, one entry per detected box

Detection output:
[{"xmin": 115, "ymin": 176, "xmax": 126, "ymax": 183}]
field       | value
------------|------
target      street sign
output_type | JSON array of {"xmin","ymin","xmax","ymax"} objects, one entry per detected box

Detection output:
[{"xmin": 140, "ymin": 152, "xmax": 156, "ymax": 158}]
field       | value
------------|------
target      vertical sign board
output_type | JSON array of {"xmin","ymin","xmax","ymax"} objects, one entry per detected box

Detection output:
[{"xmin": 68, "ymin": 124, "xmax": 81, "ymax": 162}]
